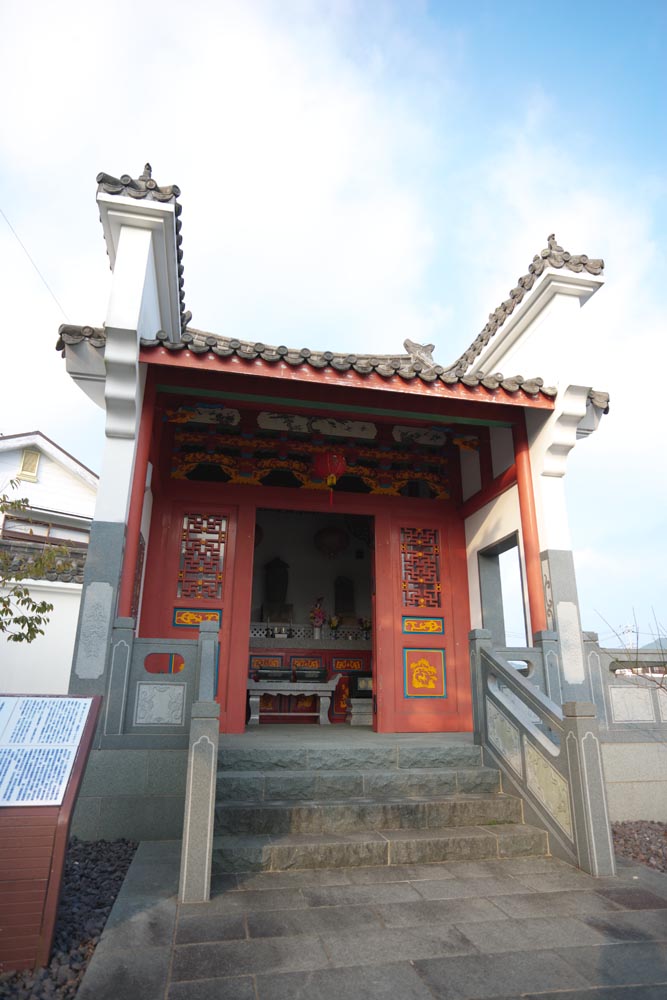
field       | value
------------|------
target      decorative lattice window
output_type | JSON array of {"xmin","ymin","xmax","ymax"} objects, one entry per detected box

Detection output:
[
  {"xmin": 176, "ymin": 514, "xmax": 227, "ymax": 599},
  {"xmin": 18, "ymin": 449, "xmax": 40, "ymax": 482},
  {"xmin": 400, "ymin": 527, "xmax": 441, "ymax": 608}
]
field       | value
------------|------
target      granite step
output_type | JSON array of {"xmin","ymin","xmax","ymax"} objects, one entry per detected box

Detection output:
[
  {"xmin": 211, "ymin": 822, "xmax": 549, "ymax": 873},
  {"xmin": 216, "ymin": 765, "xmax": 501, "ymax": 802},
  {"xmin": 215, "ymin": 792, "xmax": 523, "ymax": 836},
  {"xmin": 217, "ymin": 742, "xmax": 483, "ymax": 772}
]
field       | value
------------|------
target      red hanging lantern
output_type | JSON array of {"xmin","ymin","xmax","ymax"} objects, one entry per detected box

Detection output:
[{"xmin": 313, "ymin": 450, "xmax": 347, "ymax": 488}]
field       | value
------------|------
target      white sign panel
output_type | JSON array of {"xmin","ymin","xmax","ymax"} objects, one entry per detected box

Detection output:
[{"xmin": 0, "ymin": 697, "xmax": 92, "ymax": 807}]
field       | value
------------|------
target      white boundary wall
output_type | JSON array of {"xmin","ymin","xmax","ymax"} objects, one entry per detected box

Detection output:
[{"xmin": 1, "ymin": 581, "xmax": 82, "ymax": 694}]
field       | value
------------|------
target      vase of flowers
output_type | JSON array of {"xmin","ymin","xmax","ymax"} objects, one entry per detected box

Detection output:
[
  {"xmin": 328, "ymin": 615, "xmax": 340, "ymax": 638},
  {"xmin": 359, "ymin": 617, "xmax": 372, "ymax": 641},
  {"xmin": 310, "ymin": 598, "xmax": 326, "ymax": 640}
]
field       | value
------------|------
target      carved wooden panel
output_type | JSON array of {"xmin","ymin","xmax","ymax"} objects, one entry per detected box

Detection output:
[
  {"xmin": 400, "ymin": 527, "xmax": 441, "ymax": 608},
  {"xmin": 176, "ymin": 514, "xmax": 227, "ymax": 600}
]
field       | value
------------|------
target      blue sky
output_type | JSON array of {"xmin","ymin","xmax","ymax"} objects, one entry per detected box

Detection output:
[{"xmin": 0, "ymin": 0, "xmax": 665, "ymax": 644}]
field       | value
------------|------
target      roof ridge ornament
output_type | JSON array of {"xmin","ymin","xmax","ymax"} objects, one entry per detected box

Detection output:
[
  {"xmin": 404, "ymin": 339, "xmax": 437, "ymax": 374},
  {"xmin": 445, "ymin": 234, "xmax": 604, "ymax": 375},
  {"xmin": 96, "ymin": 163, "xmax": 181, "ymax": 202}
]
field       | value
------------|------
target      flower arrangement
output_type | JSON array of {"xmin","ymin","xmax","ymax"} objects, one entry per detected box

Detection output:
[
  {"xmin": 309, "ymin": 598, "xmax": 326, "ymax": 628},
  {"xmin": 358, "ymin": 617, "xmax": 372, "ymax": 631},
  {"xmin": 328, "ymin": 615, "xmax": 340, "ymax": 632}
]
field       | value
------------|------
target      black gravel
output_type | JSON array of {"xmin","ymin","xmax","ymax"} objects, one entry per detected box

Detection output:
[
  {"xmin": 0, "ymin": 838, "xmax": 137, "ymax": 1000},
  {"xmin": 612, "ymin": 820, "xmax": 667, "ymax": 874}
]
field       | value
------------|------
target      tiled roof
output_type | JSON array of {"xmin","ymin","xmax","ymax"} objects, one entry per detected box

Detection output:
[
  {"xmin": 446, "ymin": 235, "xmax": 605, "ymax": 376},
  {"xmin": 96, "ymin": 164, "xmax": 191, "ymax": 332},
  {"xmin": 0, "ymin": 539, "xmax": 87, "ymax": 584},
  {"xmin": 59, "ymin": 182, "xmax": 610, "ymax": 412},
  {"xmin": 56, "ymin": 323, "xmax": 559, "ymax": 401}
]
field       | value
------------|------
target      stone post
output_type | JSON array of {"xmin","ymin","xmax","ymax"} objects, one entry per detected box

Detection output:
[
  {"xmin": 540, "ymin": 548, "xmax": 593, "ymax": 704},
  {"xmin": 533, "ymin": 630, "xmax": 561, "ymax": 702},
  {"xmin": 179, "ymin": 700, "xmax": 220, "ymax": 903},
  {"xmin": 562, "ymin": 701, "xmax": 615, "ymax": 877},
  {"xmin": 469, "ymin": 629, "xmax": 493, "ymax": 746},
  {"xmin": 196, "ymin": 621, "xmax": 219, "ymax": 702}
]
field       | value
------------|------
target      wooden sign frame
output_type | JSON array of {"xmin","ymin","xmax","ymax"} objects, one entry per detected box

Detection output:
[{"xmin": 0, "ymin": 694, "xmax": 102, "ymax": 972}]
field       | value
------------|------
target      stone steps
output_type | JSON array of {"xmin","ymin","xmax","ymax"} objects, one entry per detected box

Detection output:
[
  {"xmin": 215, "ymin": 792, "xmax": 523, "ymax": 835},
  {"xmin": 217, "ymin": 742, "xmax": 483, "ymax": 772},
  {"xmin": 216, "ymin": 765, "xmax": 501, "ymax": 802},
  {"xmin": 212, "ymin": 823, "xmax": 549, "ymax": 873},
  {"xmin": 213, "ymin": 735, "xmax": 550, "ymax": 874}
]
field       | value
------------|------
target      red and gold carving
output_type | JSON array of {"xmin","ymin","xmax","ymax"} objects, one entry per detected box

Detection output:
[
  {"xmin": 171, "ymin": 430, "xmax": 449, "ymax": 499},
  {"xmin": 177, "ymin": 513, "xmax": 226, "ymax": 600},
  {"xmin": 293, "ymin": 694, "xmax": 317, "ymax": 713},
  {"xmin": 403, "ymin": 618, "xmax": 443, "ymax": 634},
  {"xmin": 404, "ymin": 649, "xmax": 446, "ymax": 698},
  {"xmin": 332, "ymin": 657, "xmax": 365, "ymax": 672},
  {"xmin": 250, "ymin": 656, "xmax": 282, "ymax": 670},
  {"xmin": 174, "ymin": 609, "xmax": 221, "ymax": 627},
  {"xmin": 333, "ymin": 676, "xmax": 350, "ymax": 715},
  {"xmin": 291, "ymin": 657, "xmax": 322, "ymax": 671},
  {"xmin": 400, "ymin": 528, "xmax": 441, "ymax": 608}
]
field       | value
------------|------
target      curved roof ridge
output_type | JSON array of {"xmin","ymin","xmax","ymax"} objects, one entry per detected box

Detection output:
[{"xmin": 445, "ymin": 234, "xmax": 604, "ymax": 376}]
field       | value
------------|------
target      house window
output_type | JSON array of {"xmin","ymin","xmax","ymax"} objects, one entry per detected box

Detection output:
[{"xmin": 17, "ymin": 449, "xmax": 40, "ymax": 482}]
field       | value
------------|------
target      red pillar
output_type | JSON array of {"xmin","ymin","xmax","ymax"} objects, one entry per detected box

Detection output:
[
  {"xmin": 117, "ymin": 375, "xmax": 156, "ymax": 618},
  {"xmin": 512, "ymin": 418, "xmax": 547, "ymax": 637}
]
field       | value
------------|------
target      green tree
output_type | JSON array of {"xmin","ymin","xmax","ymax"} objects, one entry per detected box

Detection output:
[{"xmin": 0, "ymin": 481, "xmax": 71, "ymax": 642}]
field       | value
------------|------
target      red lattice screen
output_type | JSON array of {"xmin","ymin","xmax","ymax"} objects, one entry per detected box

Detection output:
[
  {"xmin": 400, "ymin": 527, "xmax": 441, "ymax": 608},
  {"xmin": 176, "ymin": 514, "xmax": 227, "ymax": 599}
]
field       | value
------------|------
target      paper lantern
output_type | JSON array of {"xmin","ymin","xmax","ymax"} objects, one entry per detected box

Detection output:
[{"xmin": 313, "ymin": 450, "xmax": 347, "ymax": 487}]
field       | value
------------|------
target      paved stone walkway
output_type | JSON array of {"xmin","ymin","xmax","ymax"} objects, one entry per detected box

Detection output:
[{"xmin": 77, "ymin": 842, "xmax": 667, "ymax": 1000}]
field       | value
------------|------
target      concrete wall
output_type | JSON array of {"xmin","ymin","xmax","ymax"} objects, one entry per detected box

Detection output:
[
  {"xmin": 602, "ymin": 741, "xmax": 667, "ymax": 822},
  {"xmin": 71, "ymin": 747, "xmax": 188, "ymax": 841},
  {"xmin": 1, "ymin": 581, "xmax": 82, "ymax": 694}
]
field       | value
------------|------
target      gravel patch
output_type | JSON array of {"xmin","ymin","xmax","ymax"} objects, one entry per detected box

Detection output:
[
  {"xmin": 613, "ymin": 821, "xmax": 667, "ymax": 874},
  {"xmin": 0, "ymin": 838, "xmax": 137, "ymax": 1000}
]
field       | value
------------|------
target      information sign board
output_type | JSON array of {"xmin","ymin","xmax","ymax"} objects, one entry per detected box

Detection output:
[{"xmin": 0, "ymin": 697, "xmax": 92, "ymax": 807}]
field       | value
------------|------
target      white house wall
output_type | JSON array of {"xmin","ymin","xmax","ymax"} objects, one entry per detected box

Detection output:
[
  {"xmin": 0, "ymin": 446, "xmax": 96, "ymax": 520},
  {"xmin": 1, "ymin": 581, "xmax": 82, "ymax": 694}
]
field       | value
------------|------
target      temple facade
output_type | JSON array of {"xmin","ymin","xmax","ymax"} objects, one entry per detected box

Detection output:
[{"xmin": 60, "ymin": 165, "xmax": 608, "ymax": 750}]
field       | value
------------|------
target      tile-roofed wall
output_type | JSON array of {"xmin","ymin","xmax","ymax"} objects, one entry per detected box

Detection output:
[
  {"xmin": 445, "ymin": 235, "xmax": 604, "ymax": 376},
  {"xmin": 0, "ymin": 539, "xmax": 87, "ymax": 584}
]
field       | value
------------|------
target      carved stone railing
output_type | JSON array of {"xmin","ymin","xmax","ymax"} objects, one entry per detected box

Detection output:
[
  {"xmin": 102, "ymin": 618, "xmax": 219, "ymax": 749},
  {"xmin": 470, "ymin": 629, "xmax": 615, "ymax": 876}
]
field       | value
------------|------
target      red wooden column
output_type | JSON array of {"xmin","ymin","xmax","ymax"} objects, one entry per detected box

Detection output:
[
  {"xmin": 512, "ymin": 417, "xmax": 547, "ymax": 637},
  {"xmin": 117, "ymin": 375, "xmax": 156, "ymax": 618}
]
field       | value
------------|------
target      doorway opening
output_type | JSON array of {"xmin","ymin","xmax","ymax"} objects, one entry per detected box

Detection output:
[{"xmin": 248, "ymin": 509, "xmax": 374, "ymax": 724}]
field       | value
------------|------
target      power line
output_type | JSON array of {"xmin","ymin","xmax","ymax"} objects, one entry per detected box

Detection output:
[{"xmin": 0, "ymin": 206, "xmax": 69, "ymax": 321}]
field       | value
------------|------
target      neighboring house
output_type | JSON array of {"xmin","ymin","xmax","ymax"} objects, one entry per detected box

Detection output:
[{"xmin": 0, "ymin": 431, "xmax": 97, "ymax": 694}]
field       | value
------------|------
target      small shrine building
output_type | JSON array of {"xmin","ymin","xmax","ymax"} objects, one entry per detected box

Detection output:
[{"xmin": 60, "ymin": 165, "xmax": 608, "ymax": 741}]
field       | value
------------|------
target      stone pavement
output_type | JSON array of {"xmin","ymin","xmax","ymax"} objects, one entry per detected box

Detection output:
[{"xmin": 76, "ymin": 842, "xmax": 667, "ymax": 1000}]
